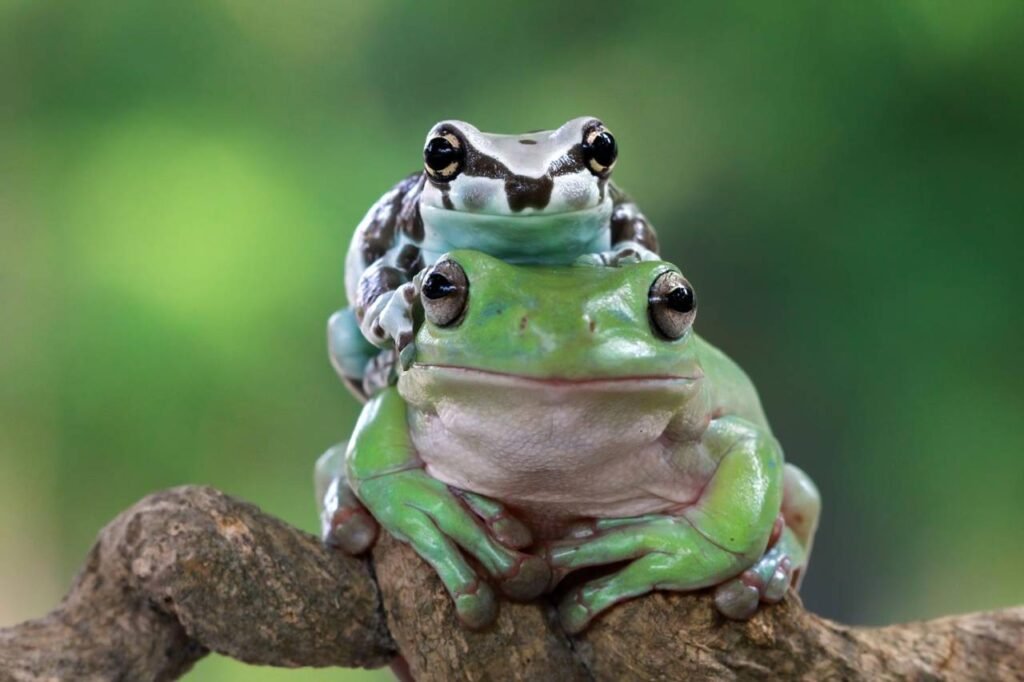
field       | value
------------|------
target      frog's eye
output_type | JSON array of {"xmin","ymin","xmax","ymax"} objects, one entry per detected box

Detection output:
[
  {"xmin": 582, "ymin": 124, "xmax": 618, "ymax": 176},
  {"xmin": 424, "ymin": 132, "xmax": 466, "ymax": 182},
  {"xmin": 648, "ymin": 271, "xmax": 697, "ymax": 340},
  {"xmin": 421, "ymin": 259, "xmax": 469, "ymax": 327}
]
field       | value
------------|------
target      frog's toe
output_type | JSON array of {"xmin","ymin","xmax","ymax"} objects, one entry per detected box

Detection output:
[
  {"xmin": 558, "ymin": 588, "xmax": 595, "ymax": 635},
  {"xmin": 324, "ymin": 505, "xmax": 379, "ymax": 555},
  {"xmin": 713, "ymin": 577, "xmax": 760, "ymax": 620},
  {"xmin": 608, "ymin": 247, "xmax": 643, "ymax": 265},
  {"xmin": 762, "ymin": 557, "xmax": 793, "ymax": 603},
  {"xmin": 573, "ymin": 253, "xmax": 605, "ymax": 267},
  {"xmin": 453, "ymin": 489, "xmax": 534, "ymax": 549},
  {"xmin": 487, "ymin": 514, "xmax": 533, "ymax": 550},
  {"xmin": 496, "ymin": 554, "xmax": 551, "ymax": 601},
  {"xmin": 453, "ymin": 579, "xmax": 498, "ymax": 630}
]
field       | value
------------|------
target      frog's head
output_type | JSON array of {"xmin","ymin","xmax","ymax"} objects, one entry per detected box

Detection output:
[
  {"xmin": 399, "ymin": 250, "xmax": 704, "ymax": 414},
  {"xmin": 416, "ymin": 118, "xmax": 618, "ymax": 264}
]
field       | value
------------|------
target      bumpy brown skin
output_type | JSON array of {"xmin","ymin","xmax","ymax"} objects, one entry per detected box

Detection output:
[{"xmin": 3, "ymin": 486, "xmax": 1021, "ymax": 681}]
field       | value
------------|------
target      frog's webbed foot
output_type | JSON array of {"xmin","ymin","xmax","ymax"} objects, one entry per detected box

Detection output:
[
  {"xmin": 575, "ymin": 242, "xmax": 659, "ymax": 267},
  {"xmin": 543, "ymin": 515, "xmax": 744, "ymax": 635},
  {"xmin": 360, "ymin": 281, "xmax": 421, "ymax": 371},
  {"xmin": 358, "ymin": 471, "xmax": 550, "ymax": 628},
  {"xmin": 315, "ymin": 443, "xmax": 379, "ymax": 554}
]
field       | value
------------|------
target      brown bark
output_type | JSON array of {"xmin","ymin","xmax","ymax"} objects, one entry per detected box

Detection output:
[
  {"xmin": 0, "ymin": 486, "xmax": 394, "ymax": 681},
  {"xmin": 1, "ymin": 486, "xmax": 1021, "ymax": 681}
]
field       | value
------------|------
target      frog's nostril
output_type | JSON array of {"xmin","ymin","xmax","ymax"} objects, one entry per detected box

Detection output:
[
  {"xmin": 519, "ymin": 315, "xmax": 528, "ymax": 331},
  {"xmin": 588, "ymin": 318, "xmax": 597, "ymax": 334}
]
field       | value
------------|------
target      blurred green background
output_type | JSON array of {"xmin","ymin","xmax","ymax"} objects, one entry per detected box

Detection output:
[{"xmin": 2, "ymin": 1, "xmax": 1023, "ymax": 679}]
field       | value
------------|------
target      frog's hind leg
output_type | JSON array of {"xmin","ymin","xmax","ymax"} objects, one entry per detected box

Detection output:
[
  {"xmin": 713, "ymin": 463, "xmax": 821, "ymax": 619},
  {"xmin": 781, "ymin": 462, "xmax": 821, "ymax": 587},
  {"xmin": 314, "ymin": 442, "xmax": 379, "ymax": 555},
  {"xmin": 545, "ymin": 517, "xmax": 743, "ymax": 635},
  {"xmin": 546, "ymin": 416, "xmax": 784, "ymax": 633},
  {"xmin": 327, "ymin": 307, "xmax": 379, "ymax": 401}
]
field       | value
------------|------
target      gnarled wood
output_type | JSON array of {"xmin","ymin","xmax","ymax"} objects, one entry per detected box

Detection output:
[
  {"xmin": 1, "ymin": 485, "xmax": 1021, "ymax": 681},
  {"xmin": 0, "ymin": 486, "xmax": 394, "ymax": 682}
]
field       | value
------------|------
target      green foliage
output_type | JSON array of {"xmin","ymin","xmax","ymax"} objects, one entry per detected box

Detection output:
[{"xmin": 2, "ymin": 2, "xmax": 1022, "ymax": 679}]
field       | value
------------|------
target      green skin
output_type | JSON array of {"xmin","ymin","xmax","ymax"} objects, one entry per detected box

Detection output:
[{"xmin": 316, "ymin": 251, "xmax": 821, "ymax": 632}]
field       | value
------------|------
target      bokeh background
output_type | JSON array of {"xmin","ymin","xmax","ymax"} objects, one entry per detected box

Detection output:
[{"xmin": 3, "ymin": 2, "xmax": 1023, "ymax": 679}]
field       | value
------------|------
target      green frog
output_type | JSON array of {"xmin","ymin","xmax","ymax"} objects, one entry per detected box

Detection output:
[
  {"xmin": 316, "ymin": 251, "xmax": 820, "ymax": 633},
  {"xmin": 329, "ymin": 117, "xmax": 660, "ymax": 398}
]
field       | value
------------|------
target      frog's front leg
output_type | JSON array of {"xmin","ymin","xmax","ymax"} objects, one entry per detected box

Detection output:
[
  {"xmin": 346, "ymin": 387, "xmax": 550, "ymax": 628},
  {"xmin": 575, "ymin": 242, "xmax": 658, "ymax": 267},
  {"xmin": 576, "ymin": 190, "xmax": 660, "ymax": 266},
  {"xmin": 315, "ymin": 442, "xmax": 379, "ymax": 554},
  {"xmin": 545, "ymin": 416, "xmax": 782, "ymax": 634}
]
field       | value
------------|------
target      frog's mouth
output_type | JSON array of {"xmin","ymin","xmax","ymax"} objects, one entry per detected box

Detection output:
[
  {"xmin": 404, "ymin": 364, "xmax": 702, "ymax": 390},
  {"xmin": 419, "ymin": 202, "xmax": 613, "ymax": 265}
]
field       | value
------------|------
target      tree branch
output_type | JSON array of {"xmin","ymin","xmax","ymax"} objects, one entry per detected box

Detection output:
[
  {"xmin": 0, "ymin": 486, "xmax": 394, "ymax": 681},
  {"xmin": 1, "ymin": 486, "xmax": 1020, "ymax": 681}
]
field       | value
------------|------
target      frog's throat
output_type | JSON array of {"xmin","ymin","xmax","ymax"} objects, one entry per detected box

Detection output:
[
  {"xmin": 419, "ymin": 201, "xmax": 613, "ymax": 266},
  {"xmin": 405, "ymin": 364, "xmax": 702, "ymax": 388}
]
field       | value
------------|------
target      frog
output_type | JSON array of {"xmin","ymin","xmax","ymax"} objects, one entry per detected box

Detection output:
[
  {"xmin": 315, "ymin": 250, "xmax": 821, "ymax": 633},
  {"xmin": 328, "ymin": 117, "xmax": 661, "ymax": 399}
]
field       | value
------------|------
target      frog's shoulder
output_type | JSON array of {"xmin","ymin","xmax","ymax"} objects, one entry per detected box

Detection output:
[
  {"xmin": 693, "ymin": 335, "xmax": 771, "ymax": 431},
  {"xmin": 351, "ymin": 172, "xmax": 427, "ymax": 270}
]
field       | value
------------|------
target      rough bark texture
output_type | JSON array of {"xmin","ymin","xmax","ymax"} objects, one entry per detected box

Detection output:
[
  {"xmin": 372, "ymin": 534, "xmax": 590, "ymax": 682},
  {"xmin": 1, "ymin": 486, "xmax": 1021, "ymax": 681},
  {"xmin": 0, "ymin": 486, "xmax": 394, "ymax": 682}
]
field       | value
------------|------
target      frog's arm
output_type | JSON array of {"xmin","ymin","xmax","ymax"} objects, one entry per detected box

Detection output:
[
  {"xmin": 608, "ymin": 183, "xmax": 660, "ymax": 255},
  {"xmin": 345, "ymin": 387, "xmax": 549, "ymax": 628},
  {"xmin": 576, "ymin": 183, "xmax": 660, "ymax": 266},
  {"xmin": 546, "ymin": 415, "xmax": 782, "ymax": 633}
]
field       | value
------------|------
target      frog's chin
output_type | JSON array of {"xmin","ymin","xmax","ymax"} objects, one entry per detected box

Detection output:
[{"xmin": 419, "ymin": 202, "xmax": 613, "ymax": 265}]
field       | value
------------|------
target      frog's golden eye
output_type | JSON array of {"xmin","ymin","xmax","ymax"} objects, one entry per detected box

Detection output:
[
  {"xmin": 421, "ymin": 259, "xmax": 469, "ymax": 327},
  {"xmin": 648, "ymin": 271, "xmax": 696, "ymax": 340},
  {"xmin": 424, "ymin": 132, "xmax": 466, "ymax": 182},
  {"xmin": 582, "ymin": 124, "xmax": 618, "ymax": 176}
]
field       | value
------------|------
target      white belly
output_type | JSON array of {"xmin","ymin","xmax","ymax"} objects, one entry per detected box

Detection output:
[{"xmin": 400, "ymin": 368, "xmax": 716, "ymax": 530}]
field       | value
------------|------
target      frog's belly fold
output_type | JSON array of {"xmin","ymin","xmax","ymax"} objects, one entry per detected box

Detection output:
[{"xmin": 400, "ymin": 367, "xmax": 714, "ymax": 527}]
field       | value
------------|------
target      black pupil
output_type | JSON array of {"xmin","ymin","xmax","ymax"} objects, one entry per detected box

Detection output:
[
  {"xmin": 423, "ymin": 272, "xmax": 457, "ymax": 299},
  {"xmin": 586, "ymin": 131, "xmax": 617, "ymax": 167},
  {"xmin": 666, "ymin": 285, "xmax": 694, "ymax": 313},
  {"xmin": 424, "ymin": 137, "xmax": 459, "ymax": 172}
]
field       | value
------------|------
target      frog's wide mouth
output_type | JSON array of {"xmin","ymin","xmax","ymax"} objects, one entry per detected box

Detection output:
[{"xmin": 405, "ymin": 364, "xmax": 702, "ymax": 389}]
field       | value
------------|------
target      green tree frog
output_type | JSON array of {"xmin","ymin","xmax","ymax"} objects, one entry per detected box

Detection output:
[
  {"xmin": 329, "ymin": 117, "xmax": 660, "ymax": 397},
  {"xmin": 316, "ymin": 250, "xmax": 820, "ymax": 633}
]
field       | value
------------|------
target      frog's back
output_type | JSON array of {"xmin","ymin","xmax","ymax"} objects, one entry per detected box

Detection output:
[{"xmin": 344, "ymin": 172, "xmax": 426, "ymax": 306}]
